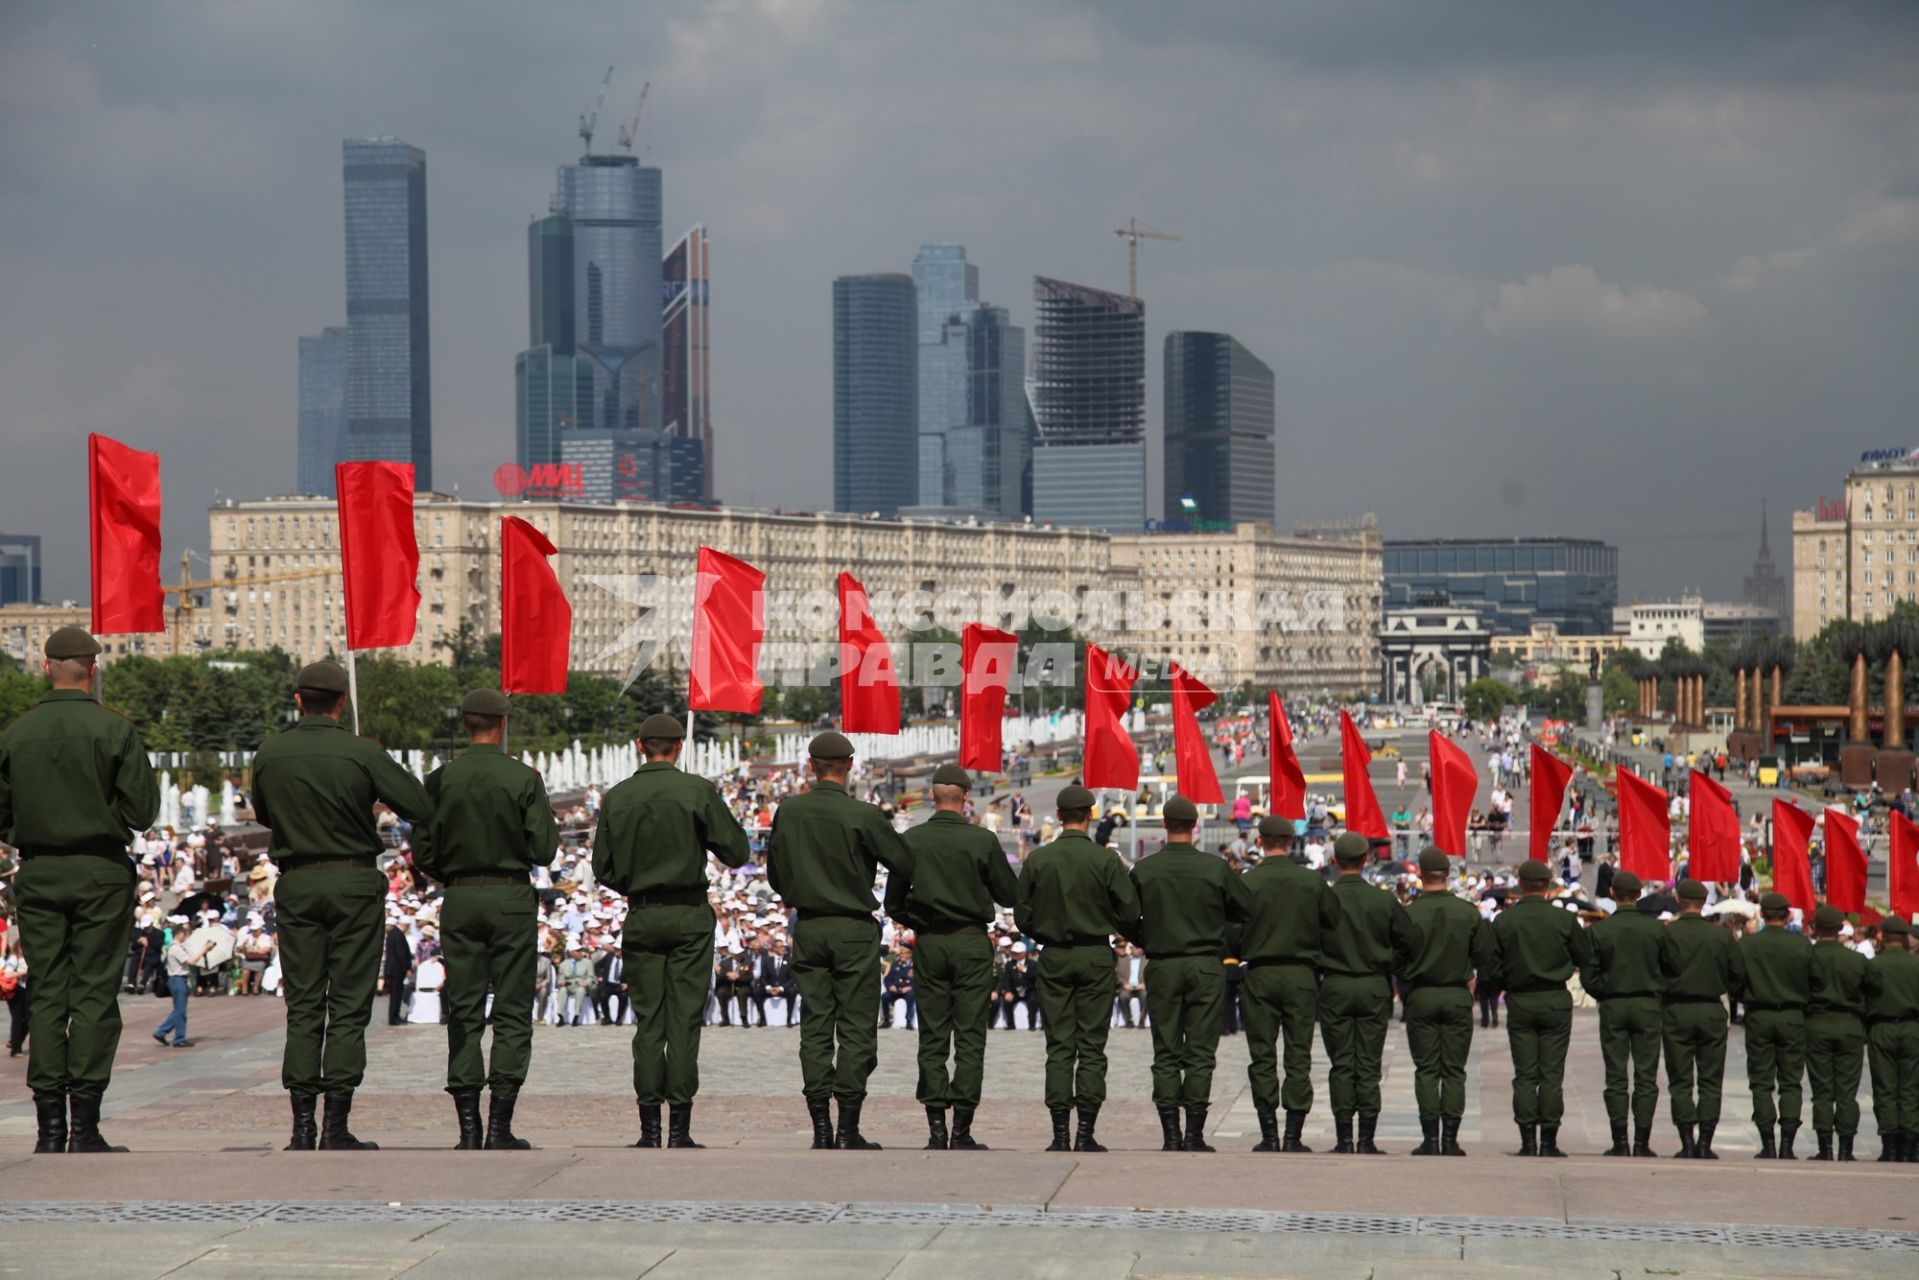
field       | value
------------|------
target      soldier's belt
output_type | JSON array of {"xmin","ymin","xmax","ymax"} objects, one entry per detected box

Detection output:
[
  {"xmin": 1597, "ymin": 992, "xmax": 1658, "ymax": 1001},
  {"xmin": 1405, "ymin": 979, "xmax": 1471, "ymax": 990},
  {"xmin": 18, "ymin": 844, "xmax": 132, "ymax": 862},
  {"xmin": 630, "ymin": 888, "xmax": 707, "ymax": 908},
  {"xmin": 1241, "ymin": 957, "xmax": 1314, "ymax": 969},
  {"xmin": 1664, "ymin": 994, "xmax": 1725, "ymax": 1005},
  {"xmin": 284, "ymin": 855, "xmax": 377, "ymax": 870},
  {"xmin": 1742, "ymin": 1003, "xmax": 1804, "ymax": 1013},
  {"xmin": 916, "ymin": 921, "xmax": 987, "ymax": 936},
  {"xmin": 445, "ymin": 873, "xmax": 526, "ymax": 887},
  {"xmin": 1869, "ymin": 1014, "xmax": 1919, "ymax": 1025}
]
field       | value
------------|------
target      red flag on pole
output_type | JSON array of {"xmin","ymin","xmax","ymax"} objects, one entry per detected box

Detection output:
[
  {"xmin": 688, "ymin": 546, "xmax": 764, "ymax": 714},
  {"xmin": 1615, "ymin": 768, "xmax": 1672, "ymax": 884},
  {"xmin": 1267, "ymin": 692, "xmax": 1306, "ymax": 822},
  {"xmin": 334, "ymin": 461, "xmax": 420, "ymax": 650},
  {"xmin": 1082, "ymin": 644, "xmax": 1139, "ymax": 790},
  {"xmin": 1338, "ymin": 710, "xmax": 1388, "ymax": 839},
  {"xmin": 1529, "ymin": 744, "xmax": 1574, "ymax": 865},
  {"xmin": 959, "ymin": 624, "xmax": 1018, "ymax": 772},
  {"xmin": 1890, "ymin": 809, "xmax": 1919, "ymax": 921},
  {"xmin": 1687, "ymin": 769, "xmax": 1742, "ymax": 883},
  {"xmin": 1429, "ymin": 730, "xmax": 1478, "ymax": 857},
  {"xmin": 1169, "ymin": 663, "xmax": 1222, "ymax": 804},
  {"xmin": 836, "ymin": 572, "xmax": 899, "ymax": 734},
  {"xmin": 499, "ymin": 517, "xmax": 570, "ymax": 695},
  {"xmin": 1770, "ymin": 800, "xmax": 1817, "ymax": 916},
  {"xmin": 87, "ymin": 433, "xmax": 164, "ymax": 635},
  {"xmin": 1825, "ymin": 807, "xmax": 1867, "ymax": 913}
]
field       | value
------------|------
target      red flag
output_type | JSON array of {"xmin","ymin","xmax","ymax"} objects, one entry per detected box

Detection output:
[
  {"xmin": 1169, "ymin": 663, "xmax": 1222, "ymax": 804},
  {"xmin": 1082, "ymin": 644, "xmax": 1139, "ymax": 791},
  {"xmin": 1615, "ymin": 768, "xmax": 1672, "ymax": 884},
  {"xmin": 1687, "ymin": 769, "xmax": 1742, "ymax": 883},
  {"xmin": 689, "ymin": 546, "xmax": 764, "ymax": 714},
  {"xmin": 88, "ymin": 433, "xmax": 164, "ymax": 635},
  {"xmin": 1825, "ymin": 808, "xmax": 1867, "ymax": 913},
  {"xmin": 335, "ymin": 461, "xmax": 420, "ymax": 650},
  {"xmin": 1267, "ymin": 692, "xmax": 1306, "ymax": 821},
  {"xmin": 1890, "ymin": 810, "xmax": 1919, "ymax": 921},
  {"xmin": 1771, "ymin": 800, "xmax": 1817, "ymax": 916},
  {"xmin": 836, "ymin": 572, "xmax": 899, "ymax": 734},
  {"xmin": 1338, "ymin": 710, "xmax": 1387, "ymax": 839},
  {"xmin": 1529, "ymin": 744, "xmax": 1574, "ymax": 865},
  {"xmin": 1429, "ymin": 730, "xmax": 1478, "ymax": 858},
  {"xmin": 959, "ymin": 624, "xmax": 1018, "ymax": 772},
  {"xmin": 499, "ymin": 517, "xmax": 570, "ymax": 695}
]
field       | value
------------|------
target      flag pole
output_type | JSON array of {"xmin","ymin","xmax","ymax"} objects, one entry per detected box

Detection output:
[
  {"xmin": 686, "ymin": 708, "xmax": 697, "ymax": 777},
  {"xmin": 345, "ymin": 647, "xmax": 361, "ymax": 735}
]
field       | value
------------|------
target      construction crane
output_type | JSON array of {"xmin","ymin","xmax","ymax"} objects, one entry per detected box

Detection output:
[
  {"xmin": 578, "ymin": 65, "xmax": 613, "ymax": 153},
  {"xmin": 616, "ymin": 80, "xmax": 650, "ymax": 152},
  {"xmin": 169, "ymin": 552, "xmax": 340, "ymax": 655},
  {"xmin": 1114, "ymin": 217, "xmax": 1180, "ymax": 298}
]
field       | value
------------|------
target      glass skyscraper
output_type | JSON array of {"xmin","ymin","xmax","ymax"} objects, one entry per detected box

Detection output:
[
  {"xmin": 297, "ymin": 326, "xmax": 350, "ymax": 496},
  {"xmin": 910, "ymin": 245, "xmax": 1026, "ymax": 520},
  {"xmin": 833, "ymin": 273, "xmax": 918, "ymax": 517},
  {"xmin": 342, "ymin": 137, "xmax": 431, "ymax": 489},
  {"xmin": 516, "ymin": 214, "xmax": 593, "ymax": 474},
  {"xmin": 1382, "ymin": 538, "xmax": 1619, "ymax": 635},
  {"xmin": 0, "ymin": 534, "xmax": 41, "ymax": 606},
  {"xmin": 662, "ymin": 224, "xmax": 712, "ymax": 502},
  {"xmin": 554, "ymin": 154, "xmax": 663, "ymax": 437},
  {"xmin": 1163, "ymin": 331, "xmax": 1275, "ymax": 527},
  {"xmin": 1029, "ymin": 275, "xmax": 1145, "ymax": 531}
]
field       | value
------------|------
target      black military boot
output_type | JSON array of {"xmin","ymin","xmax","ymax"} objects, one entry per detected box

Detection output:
[
  {"xmin": 1903, "ymin": 1132, "xmax": 1918, "ymax": 1163},
  {"xmin": 834, "ymin": 1098, "xmax": 881, "ymax": 1150},
  {"xmin": 1811, "ymin": 1129, "xmax": 1834, "ymax": 1161},
  {"xmin": 317, "ymin": 1092, "xmax": 378, "ymax": 1151},
  {"xmin": 1047, "ymin": 1108, "xmax": 1073, "ymax": 1152},
  {"xmin": 1355, "ymin": 1113, "xmax": 1384, "ymax": 1155},
  {"xmin": 951, "ymin": 1106, "xmax": 988, "ymax": 1151},
  {"xmin": 1604, "ymin": 1121, "xmax": 1631, "ymax": 1157},
  {"xmin": 1157, "ymin": 1106, "xmax": 1184, "ymax": 1152},
  {"xmin": 1538, "ymin": 1125, "xmax": 1567, "ymax": 1158},
  {"xmin": 925, "ymin": 1107, "xmax": 950, "ymax": 1151},
  {"xmin": 1072, "ymin": 1106, "xmax": 1104, "ymax": 1153},
  {"xmin": 1440, "ymin": 1116, "xmax": 1466, "ymax": 1157},
  {"xmin": 1512, "ymin": 1124, "xmax": 1537, "ymax": 1157},
  {"xmin": 1633, "ymin": 1124, "xmax": 1657, "ymax": 1157},
  {"xmin": 1282, "ymin": 1110, "xmax": 1313, "ymax": 1153},
  {"xmin": 806, "ymin": 1098, "xmax": 834, "ymax": 1150},
  {"xmin": 1694, "ymin": 1123, "xmax": 1718, "ymax": 1160},
  {"xmin": 1778, "ymin": 1122, "xmax": 1799, "ymax": 1160},
  {"xmin": 1410, "ymin": 1114, "xmax": 1438, "ymax": 1156},
  {"xmin": 65, "ymin": 1097, "xmax": 126, "ymax": 1153},
  {"xmin": 32, "ymin": 1094, "xmax": 67, "ymax": 1155},
  {"xmin": 634, "ymin": 1103, "xmax": 663, "ymax": 1149},
  {"xmin": 1183, "ymin": 1105, "xmax": 1215, "ymax": 1153},
  {"xmin": 1877, "ymin": 1131, "xmax": 1897, "ymax": 1162},
  {"xmin": 487, "ymin": 1092, "xmax": 533, "ymax": 1150},
  {"xmin": 1755, "ymin": 1124, "xmax": 1776, "ymax": 1159},
  {"xmin": 1675, "ymin": 1122, "xmax": 1697, "ymax": 1159},
  {"xmin": 666, "ymin": 1102, "xmax": 702, "ymax": 1150},
  {"xmin": 1252, "ymin": 1105, "xmax": 1281, "ymax": 1153},
  {"xmin": 1838, "ymin": 1133, "xmax": 1857, "ymax": 1162},
  {"xmin": 451, "ymin": 1088, "xmax": 483, "ymax": 1150},
  {"xmin": 285, "ymin": 1094, "xmax": 317, "ymax": 1151},
  {"xmin": 1331, "ymin": 1113, "xmax": 1355, "ymax": 1155}
]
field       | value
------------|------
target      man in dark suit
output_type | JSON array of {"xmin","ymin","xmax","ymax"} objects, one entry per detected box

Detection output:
[
  {"xmin": 381, "ymin": 922, "xmax": 413, "ymax": 1026},
  {"xmin": 750, "ymin": 937, "xmax": 791, "ymax": 1027},
  {"xmin": 595, "ymin": 947, "xmax": 628, "ymax": 1028},
  {"xmin": 714, "ymin": 942, "xmax": 751, "ymax": 1027}
]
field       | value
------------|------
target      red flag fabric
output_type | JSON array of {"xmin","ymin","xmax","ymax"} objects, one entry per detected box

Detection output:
[
  {"xmin": 1687, "ymin": 769, "xmax": 1742, "ymax": 883},
  {"xmin": 689, "ymin": 546, "xmax": 764, "ymax": 714},
  {"xmin": 1770, "ymin": 800, "xmax": 1817, "ymax": 917},
  {"xmin": 1615, "ymin": 768, "xmax": 1672, "ymax": 884},
  {"xmin": 1267, "ymin": 692, "xmax": 1307, "ymax": 821},
  {"xmin": 1890, "ymin": 810, "xmax": 1919, "ymax": 922},
  {"xmin": 1169, "ymin": 664, "xmax": 1222, "ymax": 804},
  {"xmin": 1338, "ymin": 711, "xmax": 1388, "ymax": 840},
  {"xmin": 836, "ymin": 572, "xmax": 899, "ymax": 734},
  {"xmin": 334, "ymin": 461, "xmax": 420, "ymax": 650},
  {"xmin": 88, "ymin": 433, "xmax": 164, "ymax": 635},
  {"xmin": 1428, "ymin": 730, "xmax": 1478, "ymax": 858},
  {"xmin": 499, "ymin": 517, "xmax": 570, "ymax": 695},
  {"xmin": 1082, "ymin": 644, "xmax": 1139, "ymax": 791},
  {"xmin": 1529, "ymin": 744, "xmax": 1574, "ymax": 865},
  {"xmin": 959, "ymin": 624, "xmax": 1018, "ymax": 772},
  {"xmin": 1825, "ymin": 808, "xmax": 1867, "ymax": 914}
]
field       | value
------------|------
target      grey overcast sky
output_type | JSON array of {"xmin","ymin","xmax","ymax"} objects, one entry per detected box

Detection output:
[{"xmin": 3, "ymin": 0, "xmax": 1917, "ymax": 602}]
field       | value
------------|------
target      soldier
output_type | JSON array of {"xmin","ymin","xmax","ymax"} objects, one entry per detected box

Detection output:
[
  {"xmin": 1015, "ymin": 784, "xmax": 1141, "ymax": 1153},
  {"xmin": 1866, "ymin": 916, "xmax": 1919, "ymax": 1162},
  {"xmin": 766, "ymin": 731, "xmax": 912, "ymax": 1150},
  {"xmin": 1402, "ymin": 847, "xmax": 1494, "ymax": 1157},
  {"xmin": 1805, "ymin": 903, "xmax": 1875, "ymax": 1161},
  {"xmin": 1659, "ymin": 879, "xmax": 1743, "ymax": 1158},
  {"xmin": 881, "ymin": 763, "xmax": 1019, "ymax": 1151},
  {"xmin": 1492, "ymin": 858, "xmax": 1592, "ymax": 1156},
  {"xmin": 410, "ymin": 689, "xmax": 557, "ymax": 1151},
  {"xmin": 1319, "ymin": 831, "xmax": 1416, "ymax": 1154},
  {"xmin": 592, "ymin": 713, "xmax": 751, "ymax": 1149},
  {"xmin": 1235, "ymin": 815, "xmax": 1340, "ymax": 1153},
  {"xmin": 1129, "ymin": 795, "xmax": 1254, "ymax": 1153},
  {"xmin": 250, "ymin": 661, "xmax": 432, "ymax": 1152},
  {"xmin": 1736, "ymin": 891, "xmax": 1812, "ymax": 1158},
  {"xmin": 1582, "ymin": 870, "xmax": 1665, "ymax": 1157},
  {"xmin": 0, "ymin": 627, "xmax": 159, "ymax": 1154}
]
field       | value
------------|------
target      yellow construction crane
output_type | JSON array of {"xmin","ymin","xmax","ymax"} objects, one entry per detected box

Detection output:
[
  {"xmin": 169, "ymin": 551, "xmax": 339, "ymax": 654},
  {"xmin": 1115, "ymin": 217, "xmax": 1179, "ymax": 298}
]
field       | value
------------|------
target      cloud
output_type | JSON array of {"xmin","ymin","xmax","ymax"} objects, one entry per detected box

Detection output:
[
  {"xmin": 1483, "ymin": 265, "xmax": 1708, "ymax": 341},
  {"xmin": 1723, "ymin": 181, "xmax": 1919, "ymax": 289}
]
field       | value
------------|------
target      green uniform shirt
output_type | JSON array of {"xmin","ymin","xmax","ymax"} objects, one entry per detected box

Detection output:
[
  {"xmin": 1014, "ymin": 829, "xmax": 1140, "ymax": 946},
  {"xmin": 1402, "ymin": 889, "xmax": 1494, "ymax": 987},
  {"xmin": 1321, "ymin": 874, "xmax": 1416, "ymax": 978},
  {"xmin": 249, "ymin": 716, "xmax": 432, "ymax": 861},
  {"xmin": 1492, "ymin": 895, "xmax": 1593, "ymax": 991},
  {"xmin": 1736, "ymin": 923, "xmax": 1813, "ymax": 1009},
  {"xmin": 1581, "ymin": 905, "xmax": 1667, "ymax": 999},
  {"xmin": 1127, "ymin": 842, "xmax": 1254, "ymax": 959},
  {"xmin": 412, "ymin": 744, "xmax": 558, "ymax": 881},
  {"xmin": 765, "ymin": 779, "xmax": 911, "ymax": 917},
  {"xmin": 884, "ymin": 809, "xmax": 1018, "ymax": 929},
  {"xmin": 0, "ymin": 689, "xmax": 159, "ymax": 853},
  {"xmin": 1660, "ymin": 912, "xmax": 1745, "ymax": 999},
  {"xmin": 1808, "ymin": 940, "xmax": 1876, "ymax": 1016},
  {"xmin": 1866, "ymin": 948, "xmax": 1919, "ymax": 1022},
  {"xmin": 592, "ymin": 760, "xmax": 751, "ymax": 896},
  {"xmin": 1230, "ymin": 856, "xmax": 1340, "ymax": 964}
]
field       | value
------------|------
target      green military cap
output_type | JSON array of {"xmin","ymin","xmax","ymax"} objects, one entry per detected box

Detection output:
[
  {"xmin": 1517, "ymin": 859, "xmax": 1552, "ymax": 886},
  {"xmin": 1417, "ymin": 847, "xmax": 1451, "ymax": 876},
  {"xmin": 1758, "ymin": 890, "xmax": 1791, "ymax": 913},
  {"xmin": 1057, "ymin": 784, "xmax": 1096, "ymax": 810},
  {"xmin": 295, "ymin": 660, "xmax": 350, "ymax": 695},
  {"xmin": 1332, "ymin": 831, "xmax": 1370, "ymax": 862},
  {"xmin": 43, "ymin": 626, "xmax": 102, "ymax": 659},
  {"xmin": 808, "ymin": 730, "xmax": 855, "ymax": 760},
  {"xmin": 1676, "ymin": 878, "xmax": 1708, "ymax": 903},
  {"xmin": 931, "ymin": 763, "xmax": 971, "ymax": 788},
  {"xmin": 1257, "ymin": 815, "xmax": 1295, "ymax": 840},
  {"xmin": 1163, "ymin": 795, "xmax": 1199, "ymax": 824},
  {"xmin": 460, "ymin": 688, "xmax": 510, "ymax": 717},
  {"xmin": 1883, "ymin": 915, "xmax": 1910, "ymax": 937},
  {"xmin": 1813, "ymin": 904, "xmax": 1846, "ymax": 932},
  {"xmin": 1611, "ymin": 871, "xmax": 1642, "ymax": 898},
  {"xmin": 638, "ymin": 712, "xmax": 685, "ymax": 740}
]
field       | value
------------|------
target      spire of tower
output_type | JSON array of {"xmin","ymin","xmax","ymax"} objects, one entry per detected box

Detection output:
[{"xmin": 1759, "ymin": 497, "xmax": 1771, "ymax": 557}]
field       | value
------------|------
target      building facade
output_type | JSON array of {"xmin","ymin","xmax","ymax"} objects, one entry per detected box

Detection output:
[
  {"xmin": 661, "ymin": 224, "xmax": 712, "ymax": 502},
  {"xmin": 1791, "ymin": 502, "xmax": 1849, "ymax": 639},
  {"xmin": 0, "ymin": 602, "xmax": 210, "ymax": 667},
  {"xmin": 832, "ymin": 274, "xmax": 919, "ymax": 517},
  {"xmin": 1382, "ymin": 537, "xmax": 1617, "ymax": 635},
  {"xmin": 1163, "ymin": 331, "xmax": 1276, "ymax": 528},
  {"xmin": 910, "ymin": 246, "xmax": 1026, "ymax": 521},
  {"xmin": 554, "ymin": 153, "xmax": 665, "ymax": 441},
  {"xmin": 0, "ymin": 534, "xmax": 42, "ymax": 607},
  {"xmin": 1028, "ymin": 276, "xmax": 1146, "ymax": 532},
  {"xmin": 1378, "ymin": 606, "xmax": 1492, "ymax": 705},
  {"xmin": 1785, "ymin": 456, "xmax": 1919, "ymax": 638},
  {"xmin": 296, "ymin": 327, "xmax": 350, "ymax": 497},
  {"xmin": 342, "ymin": 137, "xmax": 432, "ymax": 489}
]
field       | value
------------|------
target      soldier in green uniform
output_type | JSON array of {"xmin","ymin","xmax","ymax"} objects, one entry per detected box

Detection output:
[
  {"xmin": 592, "ymin": 713, "xmax": 751, "ymax": 1149},
  {"xmin": 1015, "ymin": 784, "xmax": 1140, "ymax": 1153},
  {"xmin": 1582, "ymin": 870, "xmax": 1664, "ymax": 1156},
  {"xmin": 1658, "ymin": 879, "xmax": 1743, "ymax": 1159},
  {"xmin": 1736, "ymin": 891, "xmax": 1812, "ymax": 1158},
  {"xmin": 1319, "ymin": 831, "xmax": 1416, "ymax": 1155},
  {"xmin": 1866, "ymin": 916, "xmax": 1919, "ymax": 1162},
  {"xmin": 411, "ymin": 689, "xmax": 557, "ymax": 1151},
  {"xmin": 0, "ymin": 627, "xmax": 159, "ymax": 1154},
  {"xmin": 1235, "ymin": 815, "xmax": 1339, "ymax": 1153},
  {"xmin": 1805, "ymin": 903, "xmax": 1876, "ymax": 1161},
  {"xmin": 1492, "ymin": 859, "xmax": 1592, "ymax": 1156},
  {"xmin": 1129, "ymin": 795, "xmax": 1254, "ymax": 1153},
  {"xmin": 250, "ymin": 661, "xmax": 432, "ymax": 1151},
  {"xmin": 766, "ymin": 731, "xmax": 912, "ymax": 1150},
  {"xmin": 882, "ymin": 763, "xmax": 1018, "ymax": 1151},
  {"xmin": 1402, "ymin": 848, "xmax": 1494, "ymax": 1157}
]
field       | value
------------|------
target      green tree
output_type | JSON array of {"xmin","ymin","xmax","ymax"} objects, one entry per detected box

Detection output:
[{"xmin": 1462, "ymin": 677, "xmax": 1517, "ymax": 722}]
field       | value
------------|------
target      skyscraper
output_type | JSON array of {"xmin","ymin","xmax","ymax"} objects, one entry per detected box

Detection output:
[
  {"xmin": 910, "ymin": 245, "xmax": 1026, "ymax": 520},
  {"xmin": 833, "ymin": 273, "xmax": 918, "ymax": 517},
  {"xmin": 662, "ymin": 224, "xmax": 712, "ymax": 502},
  {"xmin": 516, "ymin": 214, "xmax": 593, "ymax": 475},
  {"xmin": 296, "ymin": 327, "xmax": 349, "ymax": 496},
  {"xmin": 1163, "ymin": 331, "xmax": 1276, "ymax": 527},
  {"xmin": 554, "ymin": 152, "xmax": 663, "ymax": 438},
  {"xmin": 342, "ymin": 137, "xmax": 431, "ymax": 489},
  {"xmin": 0, "ymin": 535, "xmax": 41, "ymax": 606},
  {"xmin": 1028, "ymin": 276, "xmax": 1145, "ymax": 531},
  {"xmin": 1744, "ymin": 499, "xmax": 1789, "ymax": 616}
]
